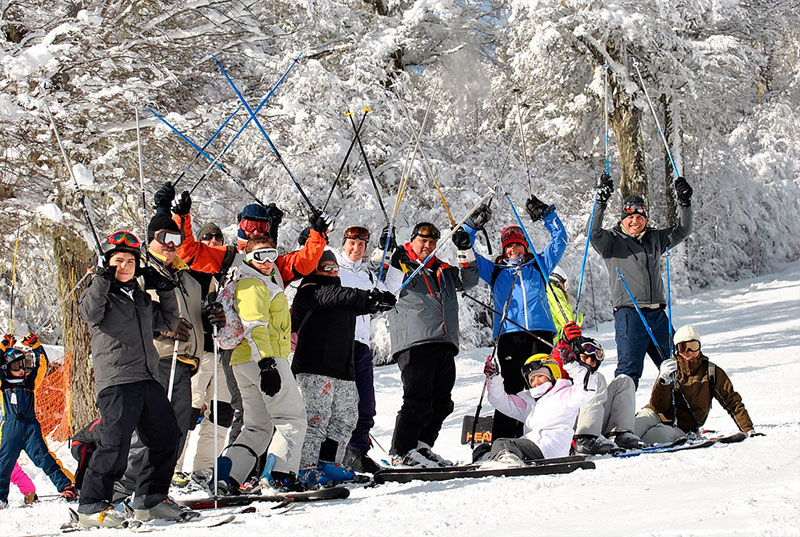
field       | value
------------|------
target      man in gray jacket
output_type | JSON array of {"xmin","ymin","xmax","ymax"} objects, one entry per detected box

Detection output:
[
  {"xmin": 590, "ymin": 174, "xmax": 693, "ymax": 388},
  {"xmin": 383, "ymin": 222, "xmax": 479, "ymax": 467}
]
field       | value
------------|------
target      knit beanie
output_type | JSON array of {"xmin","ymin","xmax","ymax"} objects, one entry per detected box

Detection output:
[
  {"xmin": 621, "ymin": 195, "xmax": 648, "ymax": 220},
  {"xmin": 197, "ymin": 222, "xmax": 222, "ymax": 240},
  {"xmin": 317, "ymin": 249, "xmax": 337, "ymax": 269}
]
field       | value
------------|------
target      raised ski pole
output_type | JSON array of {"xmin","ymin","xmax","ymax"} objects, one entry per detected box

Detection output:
[
  {"xmin": 349, "ymin": 109, "xmax": 389, "ymax": 224},
  {"xmin": 43, "ymin": 100, "xmax": 105, "ymax": 259},
  {"xmin": 631, "ymin": 59, "xmax": 682, "ymax": 180},
  {"xmin": 322, "ymin": 108, "xmax": 369, "ymax": 211},
  {"xmin": 666, "ymin": 247, "xmax": 673, "ymax": 357},
  {"xmin": 213, "ymin": 55, "xmax": 318, "ymax": 213},
  {"xmin": 512, "ymin": 89, "xmax": 532, "ymax": 197},
  {"xmin": 377, "ymin": 92, "xmax": 435, "ymax": 283},
  {"xmin": 33, "ymin": 269, "xmax": 92, "ymax": 334},
  {"xmin": 8, "ymin": 223, "xmax": 21, "ymax": 333},
  {"xmin": 135, "ymin": 108, "xmax": 150, "ymax": 266},
  {"xmin": 149, "ymin": 108, "xmax": 230, "ymax": 175},
  {"xmin": 397, "ymin": 184, "xmax": 498, "ymax": 293},
  {"xmin": 461, "ymin": 292, "xmax": 554, "ymax": 349},
  {"xmin": 395, "ymin": 93, "xmax": 456, "ymax": 227}
]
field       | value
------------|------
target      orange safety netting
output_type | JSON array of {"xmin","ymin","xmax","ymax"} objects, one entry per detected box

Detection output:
[{"xmin": 35, "ymin": 352, "xmax": 73, "ymax": 442}]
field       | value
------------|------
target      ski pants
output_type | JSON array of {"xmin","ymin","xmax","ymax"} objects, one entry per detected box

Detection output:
[
  {"xmin": 487, "ymin": 437, "xmax": 544, "ymax": 462},
  {"xmin": 119, "ymin": 360, "xmax": 193, "ymax": 498},
  {"xmin": 297, "ymin": 374, "xmax": 358, "ymax": 469},
  {"xmin": 347, "ymin": 341, "xmax": 376, "ymax": 455},
  {"xmin": 223, "ymin": 359, "xmax": 306, "ymax": 484},
  {"xmin": 614, "ymin": 306, "xmax": 670, "ymax": 388},
  {"xmin": 390, "ymin": 343, "xmax": 456, "ymax": 456},
  {"xmin": 492, "ymin": 331, "xmax": 554, "ymax": 441},
  {"xmin": 177, "ymin": 350, "xmax": 232, "ymax": 472},
  {"xmin": 634, "ymin": 407, "xmax": 685, "ymax": 444},
  {"xmin": 78, "ymin": 380, "xmax": 180, "ymax": 514},
  {"xmin": 575, "ymin": 373, "xmax": 636, "ymax": 436},
  {"xmin": 220, "ymin": 348, "xmax": 244, "ymax": 443},
  {"xmin": 0, "ymin": 417, "xmax": 73, "ymax": 502}
]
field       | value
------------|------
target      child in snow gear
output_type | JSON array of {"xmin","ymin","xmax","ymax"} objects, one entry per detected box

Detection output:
[
  {"xmin": 463, "ymin": 197, "xmax": 568, "ymax": 441},
  {"xmin": 335, "ymin": 225, "xmax": 385, "ymax": 474},
  {"xmin": 293, "ymin": 249, "xmax": 395, "ymax": 484},
  {"xmin": 77, "ymin": 230, "xmax": 183, "ymax": 527},
  {"xmin": 635, "ymin": 325, "xmax": 756, "ymax": 444},
  {"xmin": 0, "ymin": 334, "xmax": 76, "ymax": 507},
  {"xmin": 590, "ymin": 184, "xmax": 693, "ymax": 388},
  {"xmin": 483, "ymin": 351, "xmax": 597, "ymax": 464},
  {"xmin": 382, "ymin": 222, "xmax": 479, "ymax": 467},
  {"xmin": 546, "ymin": 265, "xmax": 584, "ymax": 342},
  {"xmin": 215, "ymin": 235, "xmax": 308, "ymax": 494}
]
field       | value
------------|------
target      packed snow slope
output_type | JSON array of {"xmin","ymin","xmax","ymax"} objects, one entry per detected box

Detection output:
[{"xmin": 2, "ymin": 262, "xmax": 799, "ymax": 537}]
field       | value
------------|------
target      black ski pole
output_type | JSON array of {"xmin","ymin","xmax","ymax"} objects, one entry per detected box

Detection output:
[
  {"xmin": 461, "ymin": 292, "xmax": 554, "ymax": 349},
  {"xmin": 349, "ymin": 108, "xmax": 389, "ymax": 224},
  {"xmin": 322, "ymin": 108, "xmax": 369, "ymax": 212}
]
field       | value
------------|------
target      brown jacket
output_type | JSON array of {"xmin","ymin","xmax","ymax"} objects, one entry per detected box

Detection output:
[{"xmin": 646, "ymin": 354, "xmax": 753, "ymax": 433}]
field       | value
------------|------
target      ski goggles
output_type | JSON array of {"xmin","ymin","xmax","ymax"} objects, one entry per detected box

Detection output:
[
  {"xmin": 240, "ymin": 218, "xmax": 270, "ymax": 235},
  {"xmin": 4, "ymin": 349, "xmax": 33, "ymax": 371},
  {"xmin": 154, "ymin": 230, "xmax": 183, "ymax": 247},
  {"xmin": 623, "ymin": 202, "xmax": 648, "ymax": 217},
  {"xmin": 200, "ymin": 232, "xmax": 224, "ymax": 242},
  {"xmin": 579, "ymin": 341, "xmax": 605, "ymax": 362},
  {"xmin": 320, "ymin": 263, "xmax": 339, "ymax": 272},
  {"xmin": 343, "ymin": 226, "xmax": 370, "ymax": 243},
  {"xmin": 245, "ymin": 247, "xmax": 279, "ymax": 264},
  {"xmin": 108, "ymin": 230, "xmax": 141, "ymax": 249},
  {"xmin": 677, "ymin": 341, "xmax": 701, "ymax": 353},
  {"xmin": 411, "ymin": 224, "xmax": 440, "ymax": 241}
]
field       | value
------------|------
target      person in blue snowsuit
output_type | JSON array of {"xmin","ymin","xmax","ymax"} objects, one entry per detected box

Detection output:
[
  {"xmin": 464, "ymin": 195, "xmax": 568, "ymax": 441},
  {"xmin": 0, "ymin": 333, "xmax": 75, "ymax": 508}
]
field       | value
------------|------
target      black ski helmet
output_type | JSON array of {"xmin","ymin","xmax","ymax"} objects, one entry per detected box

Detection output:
[{"xmin": 1, "ymin": 348, "xmax": 28, "ymax": 380}]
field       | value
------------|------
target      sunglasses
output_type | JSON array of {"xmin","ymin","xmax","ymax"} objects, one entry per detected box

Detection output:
[
  {"xmin": 413, "ymin": 225, "xmax": 440, "ymax": 241},
  {"xmin": 321, "ymin": 263, "xmax": 339, "ymax": 272},
  {"xmin": 201, "ymin": 232, "xmax": 223, "ymax": 242},
  {"xmin": 343, "ymin": 226, "xmax": 370, "ymax": 243},
  {"xmin": 240, "ymin": 218, "xmax": 270, "ymax": 234},
  {"xmin": 677, "ymin": 341, "xmax": 700, "ymax": 353},
  {"xmin": 245, "ymin": 247, "xmax": 278, "ymax": 264},
  {"xmin": 108, "ymin": 230, "xmax": 141, "ymax": 248},
  {"xmin": 623, "ymin": 202, "xmax": 647, "ymax": 215},
  {"xmin": 155, "ymin": 230, "xmax": 183, "ymax": 247},
  {"xmin": 580, "ymin": 342, "xmax": 605, "ymax": 361}
]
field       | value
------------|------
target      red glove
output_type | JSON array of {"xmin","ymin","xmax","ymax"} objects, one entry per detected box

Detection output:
[
  {"xmin": 1, "ymin": 334, "xmax": 16, "ymax": 352},
  {"xmin": 483, "ymin": 357, "xmax": 500, "ymax": 379},
  {"xmin": 22, "ymin": 333, "xmax": 41, "ymax": 349},
  {"xmin": 563, "ymin": 321, "xmax": 582, "ymax": 343}
]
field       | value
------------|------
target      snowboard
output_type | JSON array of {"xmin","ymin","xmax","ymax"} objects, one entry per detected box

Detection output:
[
  {"xmin": 176, "ymin": 486, "xmax": 350, "ymax": 509},
  {"xmin": 373, "ymin": 458, "xmax": 595, "ymax": 484}
]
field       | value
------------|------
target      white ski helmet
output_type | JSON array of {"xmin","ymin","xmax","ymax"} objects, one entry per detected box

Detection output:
[
  {"xmin": 673, "ymin": 325, "xmax": 701, "ymax": 345},
  {"xmin": 549, "ymin": 265, "xmax": 568, "ymax": 287}
]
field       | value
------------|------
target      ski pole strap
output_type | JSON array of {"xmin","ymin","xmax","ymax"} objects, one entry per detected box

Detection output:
[{"xmin": 615, "ymin": 268, "xmax": 665, "ymax": 361}]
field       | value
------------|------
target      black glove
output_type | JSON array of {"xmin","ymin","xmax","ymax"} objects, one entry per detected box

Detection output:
[
  {"xmin": 466, "ymin": 203, "xmax": 492, "ymax": 230},
  {"xmin": 390, "ymin": 247, "xmax": 408, "ymax": 270},
  {"xmin": 160, "ymin": 317, "xmax": 193, "ymax": 341},
  {"xmin": 309, "ymin": 211, "xmax": 332, "ymax": 234},
  {"xmin": 173, "ymin": 191, "xmax": 192, "ymax": 216},
  {"xmin": 153, "ymin": 182, "xmax": 175, "ymax": 212},
  {"xmin": 264, "ymin": 203, "xmax": 283, "ymax": 240},
  {"xmin": 141, "ymin": 265, "xmax": 176, "ymax": 291},
  {"xmin": 258, "ymin": 357, "xmax": 281, "ymax": 397},
  {"xmin": 366, "ymin": 290, "xmax": 397, "ymax": 314},
  {"xmin": 379, "ymin": 225, "xmax": 398, "ymax": 251},
  {"xmin": 597, "ymin": 173, "xmax": 613, "ymax": 204},
  {"xmin": 297, "ymin": 226, "xmax": 311, "ymax": 247},
  {"xmin": 525, "ymin": 195, "xmax": 554, "ymax": 222},
  {"xmin": 451, "ymin": 227, "xmax": 471, "ymax": 250},
  {"xmin": 93, "ymin": 264, "xmax": 117, "ymax": 282},
  {"xmin": 202, "ymin": 301, "xmax": 226, "ymax": 329},
  {"xmin": 378, "ymin": 291, "xmax": 397, "ymax": 311},
  {"xmin": 674, "ymin": 176, "xmax": 692, "ymax": 206}
]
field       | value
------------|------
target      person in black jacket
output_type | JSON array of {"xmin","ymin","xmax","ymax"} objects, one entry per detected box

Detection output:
[{"xmin": 291, "ymin": 250, "xmax": 395, "ymax": 485}]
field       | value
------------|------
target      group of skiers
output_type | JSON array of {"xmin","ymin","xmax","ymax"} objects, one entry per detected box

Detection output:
[{"xmin": 0, "ymin": 170, "xmax": 760, "ymax": 527}]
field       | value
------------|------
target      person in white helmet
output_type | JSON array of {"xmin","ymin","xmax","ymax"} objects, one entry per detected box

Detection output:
[{"xmin": 634, "ymin": 325, "xmax": 757, "ymax": 444}]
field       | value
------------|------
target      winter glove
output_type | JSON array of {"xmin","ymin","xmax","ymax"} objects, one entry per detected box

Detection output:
[
  {"xmin": 379, "ymin": 225, "xmax": 398, "ymax": 252},
  {"xmin": 658, "ymin": 358, "xmax": 678, "ymax": 384},
  {"xmin": 297, "ymin": 226, "xmax": 312, "ymax": 247},
  {"xmin": 377, "ymin": 291, "xmax": 398, "ymax": 311},
  {"xmin": 563, "ymin": 321, "xmax": 582, "ymax": 343},
  {"xmin": 264, "ymin": 203, "xmax": 284, "ymax": 240},
  {"xmin": 0, "ymin": 334, "xmax": 16, "ymax": 353},
  {"xmin": 390, "ymin": 247, "xmax": 409, "ymax": 271},
  {"xmin": 451, "ymin": 227, "xmax": 472, "ymax": 250},
  {"xmin": 258, "ymin": 357, "xmax": 282, "ymax": 397},
  {"xmin": 563, "ymin": 359, "xmax": 589, "ymax": 380},
  {"xmin": 172, "ymin": 190, "xmax": 192, "ymax": 216},
  {"xmin": 466, "ymin": 203, "xmax": 492, "ymax": 230},
  {"xmin": 483, "ymin": 357, "xmax": 499, "ymax": 379},
  {"xmin": 93, "ymin": 264, "xmax": 117, "ymax": 282},
  {"xmin": 141, "ymin": 266, "xmax": 176, "ymax": 291},
  {"xmin": 309, "ymin": 211, "xmax": 332, "ymax": 234},
  {"xmin": 597, "ymin": 173, "xmax": 613, "ymax": 204},
  {"xmin": 674, "ymin": 176, "xmax": 693, "ymax": 206},
  {"xmin": 366, "ymin": 289, "xmax": 396, "ymax": 314},
  {"xmin": 21, "ymin": 333, "xmax": 41, "ymax": 350},
  {"xmin": 153, "ymin": 181, "xmax": 176, "ymax": 212},
  {"xmin": 160, "ymin": 317, "xmax": 193, "ymax": 342},
  {"xmin": 525, "ymin": 195, "xmax": 555, "ymax": 222},
  {"xmin": 202, "ymin": 302, "xmax": 226, "ymax": 329}
]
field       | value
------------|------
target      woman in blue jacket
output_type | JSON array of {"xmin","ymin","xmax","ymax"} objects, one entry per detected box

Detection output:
[{"xmin": 465, "ymin": 195, "xmax": 568, "ymax": 440}]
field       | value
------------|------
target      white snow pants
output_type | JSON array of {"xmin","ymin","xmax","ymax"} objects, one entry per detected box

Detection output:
[{"xmin": 575, "ymin": 373, "xmax": 636, "ymax": 436}]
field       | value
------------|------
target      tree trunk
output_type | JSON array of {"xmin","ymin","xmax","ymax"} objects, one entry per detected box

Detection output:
[
  {"xmin": 610, "ymin": 78, "xmax": 649, "ymax": 202},
  {"xmin": 52, "ymin": 225, "xmax": 98, "ymax": 431},
  {"xmin": 662, "ymin": 93, "xmax": 679, "ymax": 226}
]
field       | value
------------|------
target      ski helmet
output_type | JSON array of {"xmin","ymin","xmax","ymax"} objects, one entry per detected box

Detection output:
[
  {"xmin": 674, "ymin": 325, "xmax": 701, "ymax": 345},
  {"xmin": 521, "ymin": 354, "xmax": 561, "ymax": 388},
  {"xmin": 549, "ymin": 265, "xmax": 568, "ymax": 288},
  {"xmin": 501, "ymin": 225, "xmax": 527, "ymax": 253},
  {"xmin": 1, "ymin": 348, "xmax": 29, "ymax": 380},
  {"xmin": 102, "ymin": 230, "xmax": 142, "ymax": 263}
]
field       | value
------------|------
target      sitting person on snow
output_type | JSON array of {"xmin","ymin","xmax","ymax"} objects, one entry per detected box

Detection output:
[
  {"xmin": 550, "ymin": 323, "xmax": 642, "ymax": 453},
  {"xmin": 482, "ymin": 352, "xmax": 596, "ymax": 464},
  {"xmin": 635, "ymin": 325, "xmax": 757, "ymax": 444}
]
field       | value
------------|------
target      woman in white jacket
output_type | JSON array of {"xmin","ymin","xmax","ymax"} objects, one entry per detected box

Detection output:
[{"xmin": 484, "ymin": 353, "xmax": 596, "ymax": 463}]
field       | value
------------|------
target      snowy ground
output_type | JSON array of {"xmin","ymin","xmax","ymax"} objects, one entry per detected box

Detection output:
[{"xmin": 2, "ymin": 262, "xmax": 799, "ymax": 537}]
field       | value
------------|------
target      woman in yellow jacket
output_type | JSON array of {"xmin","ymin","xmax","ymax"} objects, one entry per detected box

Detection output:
[{"xmin": 216, "ymin": 235, "xmax": 307, "ymax": 493}]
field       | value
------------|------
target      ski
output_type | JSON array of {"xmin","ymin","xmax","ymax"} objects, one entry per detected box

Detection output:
[
  {"xmin": 132, "ymin": 514, "xmax": 235, "ymax": 532},
  {"xmin": 376, "ymin": 454, "xmax": 587, "ymax": 475},
  {"xmin": 373, "ymin": 459, "xmax": 594, "ymax": 484},
  {"xmin": 610, "ymin": 434, "xmax": 748, "ymax": 458},
  {"xmin": 176, "ymin": 486, "xmax": 350, "ymax": 509}
]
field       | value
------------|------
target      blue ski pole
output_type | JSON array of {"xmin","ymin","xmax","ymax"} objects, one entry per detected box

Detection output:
[
  {"xmin": 148, "ymin": 107, "xmax": 228, "ymax": 175},
  {"xmin": 615, "ymin": 268, "xmax": 666, "ymax": 362}
]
